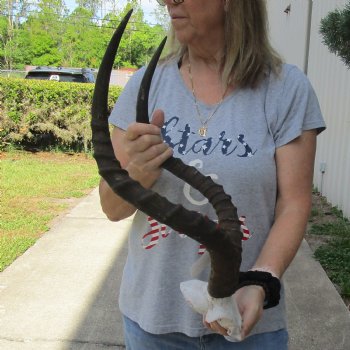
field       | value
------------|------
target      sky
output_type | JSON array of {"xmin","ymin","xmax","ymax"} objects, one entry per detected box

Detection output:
[{"xmin": 65, "ymin": 0, "xmax": 159, "ymax": 24}]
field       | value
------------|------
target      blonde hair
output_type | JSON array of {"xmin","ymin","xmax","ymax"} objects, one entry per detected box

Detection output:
[{"xmin": 165, "ymin": 0, "xmax": 283, "ymax": 88}]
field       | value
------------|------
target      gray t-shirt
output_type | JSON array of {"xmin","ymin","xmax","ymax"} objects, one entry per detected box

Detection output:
[{"xmin": 109, "ymin": 59, "xmax": 325, "ymax": 337}]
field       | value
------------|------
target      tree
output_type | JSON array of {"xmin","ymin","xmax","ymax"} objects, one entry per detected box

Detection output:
[
  {"xmin": 76, "ymin": 0, "xmax": 102, "ymax": 19},
  {"xmin": 36, "ymin": 0, "xmax": 67, "ymax": 16},
  {"xmin": 0, "ymin": 13, "xmax": 8, "ymax": 68},
  {"xmin": 152, "ymin": 2, "xmax": 169, "ymax": 30},
  {"xmin": 0, "ymin": 0, "xmax": 167, "ymax": 69},
  {"xmin": 0, "ymin": 0, "xmax": 30, "ymax": 68},
  {"xmin": 320, "ymin": 1, "xmax": 350, "ymax": 68},
  {"xmin": 21, "ymin": 0, "xmax": 67, "ymax": 66},
  {"xmin": 98, "ymin": 1, "xmax": 165, "ymax": 68},
  {"xmin": 61, "ymin": 6, "xmax": 101, "ymax": 67}
]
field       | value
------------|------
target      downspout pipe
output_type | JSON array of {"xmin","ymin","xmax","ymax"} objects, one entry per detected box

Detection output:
[{"xmin": 304, "ymin": 0, "xmax": 313, "ymax": 75}]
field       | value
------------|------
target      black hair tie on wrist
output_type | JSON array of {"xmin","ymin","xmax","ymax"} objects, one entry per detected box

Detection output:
[{"xmin": 238, "ymin": 271, "xmax": 281, "ymax": 309}]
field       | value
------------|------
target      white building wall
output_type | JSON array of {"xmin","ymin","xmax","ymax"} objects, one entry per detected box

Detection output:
[
  {"xmin": 110, "ymin": 69, "xmax": 135, "ymax": 87},
  {"xmin": 308, "ymin": 0, "xmax": 350, "ymax": 218},
  {"xmin": 267, "ymin": 0, "xmax": 350, "ymax": 218},
  {"xmin": 267, "ymin": 0, "xmax": 311, "ymax": 72}
]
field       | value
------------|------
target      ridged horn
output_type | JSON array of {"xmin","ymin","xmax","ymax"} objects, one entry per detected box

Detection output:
[
  {"xmin": 91, "ymin": 9, "xmax": 133, "ymax": 120},
  {"xmin": 91, "ymin": 11, "xmax": 242, "ymax": 298},
  {"xmin": 136, "ymin": 37, "xmax": 167, "ymax": 124}
]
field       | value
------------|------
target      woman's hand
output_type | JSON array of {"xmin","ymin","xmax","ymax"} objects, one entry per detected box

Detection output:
[
  {"xmin": 204, "ymin": 285, "xmax": 265, "ymax": 340},
  {"xmin": 115, "ymin": 109, "xmax": 173, "ymax": 188},
  {"xmin": 99, "ymin": 109, "xmax": 173, "ymax": 221},
  {"xmin": 234, "ymin": 285, "xmax": 265, "ymax": 339}
]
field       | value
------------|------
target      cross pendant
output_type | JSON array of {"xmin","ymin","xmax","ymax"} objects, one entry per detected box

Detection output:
[{"xmin": 198, "ymin": 126, "xmax": 207, "ymax": 137}]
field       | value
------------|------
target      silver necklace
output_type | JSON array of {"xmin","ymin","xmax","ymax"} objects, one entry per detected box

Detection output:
[{"xmin": 188, "ymin": 61, "xmax": 227, "ymax": 137}]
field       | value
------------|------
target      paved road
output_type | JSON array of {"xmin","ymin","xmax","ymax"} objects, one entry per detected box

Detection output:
[{"xmin": 0, "ymin": 188, "xmax": 349, "ymax": 349}]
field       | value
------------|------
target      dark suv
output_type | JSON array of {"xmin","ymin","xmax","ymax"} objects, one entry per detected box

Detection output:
[{"xmin": 25, "ymin": 67, "xmax": 95, "ymax": 83}]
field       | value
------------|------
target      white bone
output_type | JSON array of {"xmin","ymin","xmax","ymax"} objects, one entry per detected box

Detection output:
[{"xmin": 180, "ymin": 280, "xmax": 242, "ymax": 342}]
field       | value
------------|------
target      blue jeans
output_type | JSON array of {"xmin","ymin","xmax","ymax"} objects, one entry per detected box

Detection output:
[{"xmin": 122, "ymin": 315, "xmax": 289, "ymax": 350}]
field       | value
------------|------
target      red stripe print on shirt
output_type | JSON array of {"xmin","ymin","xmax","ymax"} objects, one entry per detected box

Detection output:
[
  {"xmin": 142, "ymin": 216, "xmax": 251, "ymax": 251},
  {"xmin": 142, "ymin": 217, "xmax": 169, "ymax": 249}
]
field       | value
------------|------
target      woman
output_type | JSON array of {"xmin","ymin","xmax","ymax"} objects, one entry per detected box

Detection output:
[{"xmin": 99, "ymin": 0, "xmax": 326, "ymax": 349}]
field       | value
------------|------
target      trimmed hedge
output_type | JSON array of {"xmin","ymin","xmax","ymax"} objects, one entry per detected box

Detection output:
[{"xmin": 0, "ymin": 77, "xmax": 122, "ymax": 151}]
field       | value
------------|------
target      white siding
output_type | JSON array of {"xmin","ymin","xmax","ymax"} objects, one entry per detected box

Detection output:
[
  {"xmin": 309, "ymin": 0, "xmax": 350, "ymax": 218},
  {"xmin": 267, "ymin": 0, "xmax": 311, "ymax": 72},
  {"xmin": 268, "ymin": 0, "xmax": 350, "ymax": 218}
]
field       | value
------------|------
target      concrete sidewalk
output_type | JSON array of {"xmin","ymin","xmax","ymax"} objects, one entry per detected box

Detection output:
[{"xmin": 0, "ymin": 188, "xmax": 349, "ymax": 349}]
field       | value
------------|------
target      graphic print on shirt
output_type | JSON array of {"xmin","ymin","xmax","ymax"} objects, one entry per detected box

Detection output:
[
  {"xmin": 183, "ymin": 159, "xmax": 218, "ymax": 206},
  {"xmin": 142, "ymin": 216, "xmax": 252, "ymax": 251},
  {"xmin": 161, "ymin": 116, "xmax": 257, "ymax": 157},
  {"xmin": 141, "ymin": 116, "xmax": 255, "ymax": 251}
]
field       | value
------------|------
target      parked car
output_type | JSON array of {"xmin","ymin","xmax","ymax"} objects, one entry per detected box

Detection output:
[{"xmin": 25, "ymin": 66, "xmax": 95, "ymax": 83}]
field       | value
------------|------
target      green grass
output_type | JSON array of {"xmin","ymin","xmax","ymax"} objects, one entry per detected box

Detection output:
[
  {"xmin": 309, "ymin": 198, "xmax": 350, "ymax": 300},
  {"xmin": 310, "ymin": 220, "xmax": 350, "ymax": 237},
  {"xmin": 314, "ymin": 237, "xmax": 350, "ymax": 298},
  {"xmin": 0, "ymin": 151, "xmax": 100, "ymax": 271}
]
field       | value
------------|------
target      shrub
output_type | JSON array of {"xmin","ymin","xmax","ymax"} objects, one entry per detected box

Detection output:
[
  {"xmin": 0, "ymin": 78, "xmax": 122, "ymax": 152},
  {"xmin": 320, "ymin": 2, "xmax": 350, "ymax": 68}
]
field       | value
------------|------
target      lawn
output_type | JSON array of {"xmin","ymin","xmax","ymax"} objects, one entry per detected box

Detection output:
[
  {"xmin": 306, "ymin": 191, "xmax": 350, "ymax": 308},
  {"xmin": 0, "ymin": 151, "xmax": 100, "ymax": 271}
]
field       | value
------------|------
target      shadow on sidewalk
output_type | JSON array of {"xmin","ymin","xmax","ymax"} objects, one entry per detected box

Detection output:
[
  {"xmin": 65, "ymin": 232, "xmax": 128, "ymax": 350},
  {"xmin": 67, "ymin": 231, "xmax": 350, "ymax": 350}
]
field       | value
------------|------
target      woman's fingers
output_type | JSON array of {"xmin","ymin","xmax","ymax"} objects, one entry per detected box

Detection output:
[
  {"xmin": 125, "ymin": 122, "xmax": 162, "ymax": 141},
  {"xmin": 125, "ymin": 127, "xmax": 171, "ymax": 167},
  {"xmin": 203, "ymin": 285, "xmax": 265, "ymax": 339},
  {"xmin": 129, "ymin": 142, "xmax": 172, "ymax": 171},
  {"xmin": 234, "ymin": 285, "xmax": 265, "ymax": 339},
  {"xmin": 126, "ymin": 133, "xmax": 163, "ymax": 153},
  {"xmin": 203, "ymin": 317, "xmax": 228, "ymax": 336},
  {"xmin": 121, "ymin": 109, "xmax": 172, "ymax": 185},
  {"xmin": 150, "ymin": 109, "xmax": 165, "ymax": 128},
  {"xmin": 239, "ymin": 301, "xmax": 263, "ymax": 338},
  {"xmin": 125, "ymin": 109, "xmax": 165, "ymax": 141}
]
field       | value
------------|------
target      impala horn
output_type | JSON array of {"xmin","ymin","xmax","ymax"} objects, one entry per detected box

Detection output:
[{"xmin": 91, "ymin": 10, "xmax": 243, "ymax": 298}]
